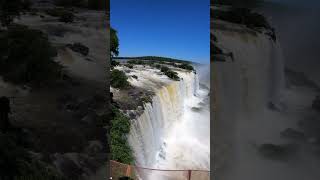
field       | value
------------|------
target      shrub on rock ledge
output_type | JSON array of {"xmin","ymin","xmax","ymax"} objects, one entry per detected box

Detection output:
[
  {"xmin": 66, "ymin": 43, "xmax": 89, "ymax": 56},
  {"xmin": 160, "ymin": 66, "xmax": 179, "ymax": 81},
  {"xmin": 111, "ymin": 60, "xmax": 120, "ymax": 69},
  {"xmin": 177, "ymin": 63, "xmax": 194, "ymax": 71},
  {"xmin": 125, "ymin": 64, "xmax": 134, "ymax": 69},
  {"xmin": 160, "ymin": 66, "xmax": 169, "ymax": 73},
  {"xmin": 111, "ymin": 69, "xmax": 130, "ymax": 89},
  {"xmin": 0, "ymin": 25, "xmax": 62, "ymax": 86},
  {"xmin": 46, "ymin": 8, "xmax": 74, "ymax": 23},
  {"xmin": 164, "ymin": 70, "xmax": 180, "ymax": 81}
]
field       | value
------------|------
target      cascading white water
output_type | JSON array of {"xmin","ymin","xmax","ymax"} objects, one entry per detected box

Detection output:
[
  {"xmin": 127, "ymin": 67, "xmax": 210, "ymax": 179},
  {"xmin": 213, "ymin": 25, "xmax": 285, "ymax": 116},
  {"xmin": 212, "ymin": 20, "xmax": 292, "ymax": 180}
]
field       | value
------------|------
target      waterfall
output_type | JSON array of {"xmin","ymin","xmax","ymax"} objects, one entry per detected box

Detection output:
[
  {"xmin": 212, "ymin": 21, "xmax": 286, "ymax": 179},
  {"xmin": 213, "ymin": 28, "xmax": 285, "ymax": 116},
  {"xmin": 128, "ymin": 70, "xmax": 210, "ymax": 179}
]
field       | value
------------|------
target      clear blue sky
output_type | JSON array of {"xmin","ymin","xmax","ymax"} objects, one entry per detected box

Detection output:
[{"xmin": 110, "ymin": 0, "xmax": 210, "ymax": 64}]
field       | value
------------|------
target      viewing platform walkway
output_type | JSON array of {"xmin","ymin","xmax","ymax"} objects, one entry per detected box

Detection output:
[{"xmin": 110, "ymin": 160, "xmax": 210, "ymax": 180}]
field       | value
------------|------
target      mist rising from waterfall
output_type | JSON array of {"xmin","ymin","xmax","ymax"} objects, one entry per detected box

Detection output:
[{"xmin": 259, "ymin": 0, "xmax": 320, "ymax": 85}]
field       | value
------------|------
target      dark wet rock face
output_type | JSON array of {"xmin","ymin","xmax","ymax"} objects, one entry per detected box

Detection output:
[
  {"xmin": 213, "ymin": 44, "xmax": 223, "ymax": 54},
  {"xmin": 191, "ymin": 107, "xmax": 202, "ymax": 112},
  {"xmin": 116, "ymin": 87, "xmax": 154, "ymax": 114},
  {"xmin": 53, "ymin": 152, "xmax": 106, "ymax": 179},
  {"xmin": 57, "ymin": 94, "xmax": 78, "ymax": 111},
  {"xmin": 44, "ymin": 25, "xmax": 79, "ymax": 37},
  {"xmin": 285, "ymin": 68, "xmax": 320, "ymax": 90},
  {"xmin": 53, "ymin": 153, "xmax": 83, "ymax": 178},
  {"xmin": 213, "ymin": 8, "xmax": 271, "ymax": 31},
  {"xmin": 281, "ymin": 128, "xmax": 305, "ymax": 140},
  {"xmin": 267, "ymin": 101, "xmax": 285, "ymax": 112},
  {"xmin": 85, "ymin": 140, "xmax": 104, "ymax": 155},
  {"xmin": 298, "ymin": 118, "xmax": 320, "ymax": 144},
  {"xmin": 258, "ymin": 143, "xmax": 298, "ymax": 161},
  {"xmin": 312, "ymin": 96, "xmax": 320, "ymax": 112},
  {"xmin": 211, "ymin": 37, "xmax": 234, "ymax": 62},
  {"xmin": 81, "ymin": 112, "xmax": 98, "ymax": 124},
  {"xmin": 212, "ymin": 34, "xmax": 218, "ymax": 42},
  {"xmin": 66, "ymin": 43, "xmax": 89, "ymax": 56}
]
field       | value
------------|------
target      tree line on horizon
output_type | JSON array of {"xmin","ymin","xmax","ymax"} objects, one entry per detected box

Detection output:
[
  {"xmin": 114, "ymin": 56, "xmax": 192, "ymax": 64},
  {"xmin": 54, "ymin": 0, "xmax": 108, "ymax": 10},
  {"xmin": 212, "ymin": 0, "xmax": 262, "ymax": 8}
]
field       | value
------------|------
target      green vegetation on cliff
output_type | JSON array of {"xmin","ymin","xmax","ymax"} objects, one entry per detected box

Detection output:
[
  {"xmin": 110, "ymin": 106, "xmax": 134, "ymax": 164},
  {"xmin": 111, "ymin": 59, "xmax": 120, "ymax": 69},
  {"xmin": 0, "ymin": 133, "xmax": 63, "ymax": 179},
  {"xmin": 111, "ymin": 27, "xmax": 119, "ymax": 57},
  {"xmin": 176, "ymin": 63, "xmax": 194, "ymax": 71}
]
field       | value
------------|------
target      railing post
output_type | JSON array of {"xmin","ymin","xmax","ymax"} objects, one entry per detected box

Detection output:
[
  {"xmin": 187, "ymin": 170, "xmax": 192, "ymax": 180},
  {"xmin": 126, "ymin": 165, "xmax": 132, "ymax": 177}
]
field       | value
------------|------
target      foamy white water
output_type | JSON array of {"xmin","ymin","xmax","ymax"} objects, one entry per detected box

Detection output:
[{"xmin": 120, "ymin": 65, "xmax": 210, "ymax": 179}]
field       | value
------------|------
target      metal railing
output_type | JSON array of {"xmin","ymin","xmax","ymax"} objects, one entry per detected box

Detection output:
[{"xmin": 110, "ymin": 160, "xmax": 210, "ymax": 180}]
